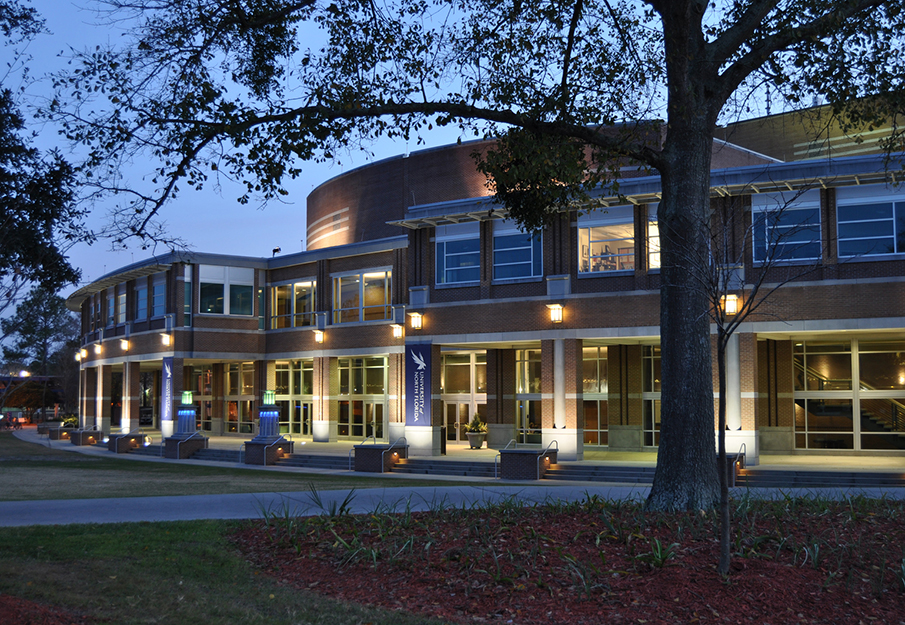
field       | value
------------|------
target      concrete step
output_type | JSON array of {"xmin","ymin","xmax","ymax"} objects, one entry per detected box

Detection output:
[
  {"xmin": 737, "ymin": 469, "xmax": 905, "ymax": 488},
  {"xmin": 130, "ymin": 444, "xmax": 163, "ymax": 457},
  {"xmin": 543, "ymin": 464, "xmax": 657, "ymax": 484},
  {"xmin": 393, "ymin": 458, "xmax": 497, "ymax": 478},
  {"xmin": 277, "ymin": 454, "xmax": 352, "ymax": 470},
  {"xmin": 189, "ymin": 448, "xmax": 241, "ymax": 463}
]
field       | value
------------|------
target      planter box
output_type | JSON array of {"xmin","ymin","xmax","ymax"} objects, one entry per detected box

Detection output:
[
  {"xmin": 354, "ymin": 444, "xmax": 408, "ymax": 473},
  {"xmin": 499, "ymin": 449, "xmax": 558, "ymax": 480},
  {"xmin": 466, "ymin": 432, "xmax": 486, "ymax": 449},
  {"xmin": 70, "ymin": 430, "xmax": 102, "ymax": 446}
]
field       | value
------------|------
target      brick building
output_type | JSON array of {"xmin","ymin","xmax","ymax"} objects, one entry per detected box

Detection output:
[{"xmin": 67, "ymin": 107, "xmax": 905, "ymax": 464}]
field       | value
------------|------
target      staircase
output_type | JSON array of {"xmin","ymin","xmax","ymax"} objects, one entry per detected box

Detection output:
[
  {"xmin": 276, "ymin": 453, "xmax": 352, "ymax": 471},
  {"xmin": 543, "ymin": 463, "xmax": 657, "ymax": 484},
  {"xmin": 130, "ymin": 444, "xmax": 163, "ymax": 457},
  {"xmin": 188, "ymin": 448, "xmax": 242, "ymax": 463},
  {"xmin": 392, "ymin": 458, "xmax": 498, "ymax": 478},
  {"xmin": 736, "ymin": 468, "xmax": 905, "ymax": 488}
]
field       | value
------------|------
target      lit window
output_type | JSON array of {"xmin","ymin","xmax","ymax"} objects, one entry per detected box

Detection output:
[
  {"xmin": 116, "ymin": 288, "xmax": 126, "ymax": 324},
  {"xmin": 752, "ymin": 190, "xmax": 821, "ymax": 262},
  {"xmin": 270, "ymin": 281, "xmax": 316, "ymax": 329},
  {"xmin": 436, "ymin": 222, "xmax": 480, "ymax": 285},
  {"xmin": 493, "ymin": 221, "xmax": 542, "ymax": 280},
  {"xmin": 333, "ymin": 270, "xmax": 391, "ymax": 324},
  {"xmin": 578, "ymin": 206, "xmax": 635, "ymax": 273},
  {"xmin": 152, "ymin": 274, "xmax": 166, "ymax": 317}
]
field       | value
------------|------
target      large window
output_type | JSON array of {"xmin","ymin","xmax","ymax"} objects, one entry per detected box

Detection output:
[
  {"xmin": 270, "ymin": 281, "xmax": 315, "ymax": 329},
  {"xmin": 578, "ymin": 206, "xmax": 635, "ymax": 273},
  {"xmin": 199, "ymin": 265, "xmax": 255, "ymax": 316},
  {"xmin": 493, "ymin": 221, "xmax": 542, "ymax": 280},
  {"xmin": 225, "ymin": 362, "xmax": 255, "ymax": 434},
  {"xmin": 333, "ymin": 270, "xmax": 391, "ymax": 323},
  {"xmin": 752, "ymin": 190, "xmax": 821, "ymax": 262},
  {"xmin": 837, "ymin": 184, "xmax": 905, "ymax": 258},
  {"xmin": 116, "ymin": 287, "xmax": 126, "ymax": 324},
  {"xmin": 515, "ymin": 349, "xmax": 542, "ymax": 444},
  {"xmin": 436, "ymin": 222, "xmax": 480, "ymax": 285},
  {"xmin": 643, "ymin": 345, "xmax": 661, "ymax": 447},
  {"xmin": 134, "ymin": 283, "xmax": 147, "ymax": 321},
  {"xmin": 338, "ymin": 357, "xmax": 387, "ymax": 439}
]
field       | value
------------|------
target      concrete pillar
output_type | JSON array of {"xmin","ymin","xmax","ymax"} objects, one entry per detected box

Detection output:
[
  {"xmin": 96, "ymin": 364, "xmax": 112, "ymax": 435},
  {"xmin": 720, "ymin": 333, "xmax": 759, "ymax": 465},
  {"xmin": 122, "ymin": 361, "xmax": 141, "ymax": 433},
  {"xmin": 312, "ymin": 356, "xmax": 338, "ymax": 442}
]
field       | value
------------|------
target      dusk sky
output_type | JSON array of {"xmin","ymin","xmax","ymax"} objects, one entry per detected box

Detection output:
[{"xmin": 7, "ymin": 0, "xmax": 463, "ymax": 295}]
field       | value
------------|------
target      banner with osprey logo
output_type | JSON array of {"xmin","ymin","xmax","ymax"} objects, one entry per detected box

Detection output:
[
  {"xmin": 405, "ymin": 345, "xmax": 431, "ymax": 426},
  {"xmin": 161, "ymin": 357, "xmax": 174, "ymax": 423}
]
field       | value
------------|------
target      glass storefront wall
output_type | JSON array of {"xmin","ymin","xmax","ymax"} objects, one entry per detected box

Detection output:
[
  {"xmin": 440, "ymin": 352, "xmax": 487, "ymax": 444},
  {"xmin": 225, "ymin": 362, "xmax": 256, "ymax": 433},
  {"xmin": 338, "ymin": 357, "xmax": 387, "ymax": 440},
  {"xmin": 643, "ymin": 346, "xmax": 662, "ymax": 447},
  {"xmin": 582, "ymin": 346, "xmax": 608, "ymax": 445},
  {"xmin": 274, "ymin": 360, "xmax": 314, "ymax": 435},
  {"xmin": 516, "ymin": 350, "xmax": 542, "ymax": 444},
  {"xmin": 794, "ymin": 340, "xmax": 905, "ymax": 450}
]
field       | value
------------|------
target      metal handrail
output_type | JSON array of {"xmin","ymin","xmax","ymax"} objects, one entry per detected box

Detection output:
[
  {"xmin": 495, "ymin": 439, "xmax": 519, "ymax": 479},
  {"xmin": 380, "ymin": 436, "xmax": 408, "ymax": 474},
  {"xmin": 263, "ymin": 437, "xmax": 289, "ymax": 464},
  {"xmin": 177, "ymin": 431, "xmax": 207, "ymax": 460},
  {"xmin": 537, "ymin": 440, "xmax": 559, "ymax": 480}
]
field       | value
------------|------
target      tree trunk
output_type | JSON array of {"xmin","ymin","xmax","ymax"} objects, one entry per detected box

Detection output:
[{"xmin": 645, "ymin": 0, "xmax": 722, "ymax": 512}]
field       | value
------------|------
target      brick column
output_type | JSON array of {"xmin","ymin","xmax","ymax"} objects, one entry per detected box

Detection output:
[
  {"xmin": 608, "ymin": 345, "xmax": 644, "ymax": 450},
  {"xmin": 758, "ymin": 339, "xmax": 795, "ymax": 453},
  {"xmin": 486, "ymin": 348, "xmax": 516, "ymax": 448},
  {"xmin": 82, "ymin": 367, "xmax": 97, "ymax": 429}
]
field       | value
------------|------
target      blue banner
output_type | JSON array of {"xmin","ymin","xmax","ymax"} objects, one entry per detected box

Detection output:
[
  {"xmin": 161, "ymin": 357, "xmax": 173, "ymax": 422},
  {"xmin": 405, "ymin": 345, "xmax": 431, "ymax": 426}
]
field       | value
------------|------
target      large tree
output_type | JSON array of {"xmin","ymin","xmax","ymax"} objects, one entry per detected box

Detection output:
[{"xmin": 47, "ymin": 0, "xmax": 905, "ymax": 510}]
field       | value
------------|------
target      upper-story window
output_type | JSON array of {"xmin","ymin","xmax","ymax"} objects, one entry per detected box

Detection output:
[
  {"xmin": 183, "ymin": 274, "xmax": 192, "ymax": 327},
  {"xmin": 199, "ymin": 265, "xmax": 254, "ymax": 316},
  {"xmin": 152, "ymin": 274, "xmax": 166, "ymax": 317},
  {"xmin": 752, "ymin": 190, "xmax": 821, "ymax": 262},
  {"xmin": 106, "ymin": 292, "xmax": 115, "ymax": 327},
  {"xmin": 270, "ymin": 281, "xmax": 316, "ymax": 328},
  {"xmin": 116, "ymin": 286, "xmax": 126, "ymax": 325},
  {"xmin": 333, "ymin": 270, "xmax": 391, "ymax": 323},
  {"xmin": 135, "ymin": 282, "xmax": 148, "ymax": 321},
  {"xmin": 493, "ymin": 221, "xmax": 542, "ymax": 280},
  {"xmin": 837, "ymin": 184, "xmax": 905, "ymax": 258},
  {"xmin": 436, "ymin": 222, "xmax": 480, "ymax": 285},
  {"xmin": 578, "ymin": 205, "xmax": 635, "ymax": 273}
]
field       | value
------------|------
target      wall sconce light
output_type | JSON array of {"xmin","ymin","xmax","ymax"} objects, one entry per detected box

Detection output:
[
  {"xmin": 94, "ymin": 343, "xmax": 102, "ymax": 355},
  {"xmin": 160, "ymin": 333, "xmax": 171, "ymax": 346},
  {"xmin": 391, "ymin": 324, "xmax": 403, "ymax": 338},
  {"xmin": 721, "ymin": 294, "xmax": 739, "ymax": 316},
  {"xmin": 75, "ymin": 351, "xmax": 82, "ymax": 362},
  {"xmin": 120, "ymin": 339, "xmax": 130, "ymax": 351},
  {"xmin": 546, "ymin": 303, "xmax": 564, "ymax": 323},
  {"xmin": 313, "ymin": 329, "xmax": 325, "ymax": 343},
  {"xmin": 408, "ymin": 312, "xmax": 423, "ymax": 330},
  {"xmin": 80, "ymin": 348, "xmax": 88, "ymax": 360}
]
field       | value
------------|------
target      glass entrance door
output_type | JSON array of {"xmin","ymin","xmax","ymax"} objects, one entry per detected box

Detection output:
[{"xmin": 445, "ymin": 402, "xmax": 470, "ymax": 444}]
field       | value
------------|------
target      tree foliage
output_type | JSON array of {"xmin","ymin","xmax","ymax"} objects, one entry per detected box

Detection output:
[
  {"xmin": 2, "ymin": 287, "xmax": 79, "ymax": 377},
  {"xmin": 0, "ymin": 1, "xmax": 85, "ymax": 325},
  {"xmin": 45, "ymin": 0, "xmax": 905, "ymax": 510}
]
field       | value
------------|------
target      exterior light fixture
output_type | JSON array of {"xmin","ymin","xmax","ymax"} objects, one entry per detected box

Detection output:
[
  {"xmin": 182, "ymin": 390, "xmax": 194, "ymax": 404},
  {"xmin": 263, "ymin": 389, "xmax": 276, "ymax": 404},
  {"xmin": 94, "ymin": 343, "xmax": 102, "ymax": 355},
  {"xmin": 19, "ymin": 370, "xmax": 30, "ymax": 377},
  {"xmin": 547, "ymin": 303, "xmax": 564, "ymax": 323},
  {"xmin": 408, "ymin": 312, "xmax": 423, "ymax": 330},
  {"xmin": 313, "ymin": 329, "xmax": 325, "ymax": 344},
  {"xmin": 161, "ymin": 333, "xmax": 171, "ymax": 346},
  {"xmin": 391, "ymin": 324, "xmax": 403, "ymax": 338},
  {"xmin": 721, "ymin": 294, "xmax": 739, "ymax": 316},
  {"xmin": 75, "ymin": 351, "xmax": 82, "ymax": 362},
  {"xmin": 120, "ymin": 338, "xmax": 130, "ymax": 351},
  {"xmin": 80, "ymin": 348, "xmax": 88, "ymax": 360}
]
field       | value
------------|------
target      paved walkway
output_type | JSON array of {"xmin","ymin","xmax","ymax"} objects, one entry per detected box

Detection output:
[{"xmin": 4, "ymin": 426, "xmax": 904, "ymax": 528}]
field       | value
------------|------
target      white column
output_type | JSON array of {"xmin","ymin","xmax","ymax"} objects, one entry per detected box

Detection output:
[{"xmin": 726, "ymin": 333, "xmax": 742, "ymax": 431}]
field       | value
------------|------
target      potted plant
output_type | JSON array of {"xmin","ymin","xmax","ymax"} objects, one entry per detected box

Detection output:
[{"xmin": 465, "ymin": 415, "xmax": 487, "ymax": 449}]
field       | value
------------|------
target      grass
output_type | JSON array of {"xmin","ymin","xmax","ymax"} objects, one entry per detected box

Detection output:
[
  {"xmin": 0, "ymin": 431, "xmax": 472, "ymax": 501},
  {"xmin": 0, "ymin": 520, "xmax": 447, "ymax": 625}
]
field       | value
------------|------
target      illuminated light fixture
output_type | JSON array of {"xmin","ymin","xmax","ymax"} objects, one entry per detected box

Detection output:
[
  {"xmin": 313, "ymin": 329, "xmax": 325, "ymax": 344},
  {"xmin": 80, "ymin": 348, "xmax": 88, "ymax": 359},
  {"xmin": 391, "ymin": 324, "xmax": 403, "ymax": 338},
  {"xmin": 721, "ymin": 294, "xmax": 739, "ymax": 316},
  {"xmin": 161, "ymin": 333, "xmax": 171, "ymax": 346},
  {"xmin": 408, "ymin": 312, "xmax": 423, "ymax": 330},
  {"xmin": 546, "ymin": 303, "xmax": 564, "ymax": 323},
  {"xmin": 94, "ymin": 343, "xmax": 102, "ymax": 355},
  {"xmin": 263, "ymin": 389, "xmax": 276, "ymax": 404},
  {"xmin": 19, "ymin": 370, "xmax": 30, "ymax": 377},
  {"xmin": 182, "ymin": 390, "xmax": 194, "ymax": 404},
  {"xmin": 75, "ymin": 352, "xmax": 82, "ymax": 362},
  {"xmin": 120, "ymin": 338, "xmax": 130, "ymax": 351},
  {"xmin": 899, "ymin": 375, "xmax": 905, "ymax": 386}
]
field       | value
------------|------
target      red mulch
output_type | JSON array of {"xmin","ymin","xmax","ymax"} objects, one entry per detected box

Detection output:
[
  {"xmin": 232, "ymin": 503, "xmax": 905, "ymax": 625},
  {"xmin": 0, "ymin": 594, "xmax": 94, "ymax": 625}
]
